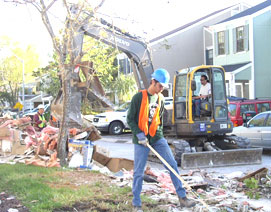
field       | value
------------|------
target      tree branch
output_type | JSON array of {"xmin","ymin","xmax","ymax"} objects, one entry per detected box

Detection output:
[
  {"xmin": 39, "ymin": 0, "xmax": 61, "ymax": 55},
  {"xmin": 44, "ymin": 0, "xmax": 57, "ymax": 13},
  {"xmin": 63, "ymin": 0, "xmax": 71, "ymax": 18},
  {"xmin": 94, "ymin": 0, "xmax": 106, "ymax": 13}
]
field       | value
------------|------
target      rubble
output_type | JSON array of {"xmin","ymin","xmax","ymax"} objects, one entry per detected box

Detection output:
[
  {"xmin": 92, "ymin": 145, "xmax": 134, "ymax": 172},
  {"xmin": 101, "ymin": 165, "xmax": 271, "ymax": 211},
  {"xmin": 1, "ymin": 116, "xmax": 271, "ymax": 211},
  {"xmin": 0, "ymin": 115, "xmax": 101, "ymax": 168}
]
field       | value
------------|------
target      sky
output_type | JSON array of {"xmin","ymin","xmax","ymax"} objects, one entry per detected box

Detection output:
[{"xmin": 0, "ymin": 0, "xmax": 266, "ymax": 66}]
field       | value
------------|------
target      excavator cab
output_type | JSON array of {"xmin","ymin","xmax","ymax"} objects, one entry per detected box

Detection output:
[
  {"xmin": 173, "ymin": 65, "xmax": 232, "ymax": 136},
  {"xmin": 167, "ymin": 65, "xmax": 262, "ymax": 169}
]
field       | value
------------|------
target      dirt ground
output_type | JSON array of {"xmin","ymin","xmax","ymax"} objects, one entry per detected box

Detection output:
[
  {"xmin": 0, "ymin": 192, "xmax": 29, "ymax": 212},
  {"xmin": 0, "ymin": 169, "xmax": 165, "ymax": 212},
  {"xmin": 0, "ymin": 170, "xmax": 131, "ymax": 212}
]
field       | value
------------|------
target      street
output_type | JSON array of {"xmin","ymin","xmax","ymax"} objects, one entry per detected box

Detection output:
[{"xmin": 94, "ymin": 133, "xmax": 271, "ymax": 175}]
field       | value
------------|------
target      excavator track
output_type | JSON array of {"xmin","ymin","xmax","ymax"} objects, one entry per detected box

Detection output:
[{"xmin": 214, "ymin": 135, "xmax": 250, "ymax": 149}]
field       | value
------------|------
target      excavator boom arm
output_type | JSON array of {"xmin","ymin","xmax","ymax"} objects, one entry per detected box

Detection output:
[{"xmin": 74, "ymin": 19, "xmax": 154, "ymax": 89}]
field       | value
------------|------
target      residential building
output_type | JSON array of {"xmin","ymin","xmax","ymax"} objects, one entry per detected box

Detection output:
[
  {"xmin": 149, "ymin": 3, "xmax": 250, "ymax": 83},
  {"xmin": 209, "ymin": 0, "xmax": 271, "ymax": 99},
  {"xmin": 19, "ymin": 81, "xmax": 53, "ymax": 111}
]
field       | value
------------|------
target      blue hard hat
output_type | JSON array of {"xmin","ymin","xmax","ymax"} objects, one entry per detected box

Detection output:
[{"xmin": 151, "ymin": 68, "xmax": 170, "ymax": 88}]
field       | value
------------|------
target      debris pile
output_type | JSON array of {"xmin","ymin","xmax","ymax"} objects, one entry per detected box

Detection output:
[
  {"xmin": 1, "ymin": 116, "xmax": 271, "ymax": 211},
  {"xmin": 106, "ymin": 166, "xmax": 271, "ymax": 211},
  {"xmin": 0, "ymin": 115, "xmax": 101, "ymax": 168}
]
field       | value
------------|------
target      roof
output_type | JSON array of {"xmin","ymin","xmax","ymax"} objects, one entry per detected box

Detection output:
[
  {"xmin": 24, "ymin": 94, "xmax": 53, "ymax": 102},
  {"xmin": 222, "ymin": 62, "xmax": 251, "ymax": 72},
  {"xmin": 218, "ymin": 0, "xmax": 271, "ymax": 24},
  {"xmin": 150, "ymin": 5, "xmax": 235, "ymax": 43},
  {"xmin": 24, "ymin": 95, "xmax": 36, "ymax": 100}
]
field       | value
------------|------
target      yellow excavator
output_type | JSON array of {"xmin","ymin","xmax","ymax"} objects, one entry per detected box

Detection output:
[
  {"xmin": 165, "ymin": 65, "xmax": 262, "ymax": 168},
  {"xmin": 51, "ymin": 17, "xmax": 262, "ymax": 169}
]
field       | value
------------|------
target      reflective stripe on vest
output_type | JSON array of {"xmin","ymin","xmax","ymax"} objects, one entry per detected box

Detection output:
[
  {"xmin": 38, "ymin": 115, "xmax": 45, "ymax": 128},
  {"xmin": 138, "ymin": 90, "xmax": 161, "ymax": 137}
]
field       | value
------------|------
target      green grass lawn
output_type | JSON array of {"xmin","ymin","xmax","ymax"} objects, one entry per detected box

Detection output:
[{"xmin": 0, "ymin": 164, "xmax": 166, "ymax": 212}]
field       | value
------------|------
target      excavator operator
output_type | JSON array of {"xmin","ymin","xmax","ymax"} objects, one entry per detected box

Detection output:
[{"xmin": 192, "ymin": 75, "xmax": 211, "ymax": 118}]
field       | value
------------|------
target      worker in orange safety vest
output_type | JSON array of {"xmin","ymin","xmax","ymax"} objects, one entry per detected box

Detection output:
[{"xmin": 127, "ymin": 69, "xmax": 196, "ymax": 211}]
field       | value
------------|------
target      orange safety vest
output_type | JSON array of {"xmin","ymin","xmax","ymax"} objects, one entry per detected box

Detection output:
[
  {"xmin": 52, "ymin": 116, "xmax": 57, "ymax": 122},
  {"xmin": 138, "ymin": 90, "xmax": 162, "ymax": 137}
]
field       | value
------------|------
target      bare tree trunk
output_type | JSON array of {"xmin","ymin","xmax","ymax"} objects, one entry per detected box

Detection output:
[{"xmin": 57, "ymin": 64, "xmax": 72, "ymax": 166}]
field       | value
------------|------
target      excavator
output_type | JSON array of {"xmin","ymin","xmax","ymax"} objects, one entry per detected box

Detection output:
[{"xmin": 51, "ymin": 17, "xmax": 262, "ymax": 169}]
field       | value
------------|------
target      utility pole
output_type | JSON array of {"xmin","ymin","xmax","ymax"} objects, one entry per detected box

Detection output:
[
  {"xmin": 22, "ymin": 59, "xmax": 25, "ymax": 114},
  {"xmin": 0, "ymin": 48, "xmax": 25, "ymax": 113},
  {"xmin": 12, "ymin": 54, "xmax": 25, "ymax": 114}
]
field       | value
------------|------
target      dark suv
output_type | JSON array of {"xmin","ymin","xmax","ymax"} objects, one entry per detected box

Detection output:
[{"xmin": 228, "ymin": 98, "xmax": 271, "ymax": 127}]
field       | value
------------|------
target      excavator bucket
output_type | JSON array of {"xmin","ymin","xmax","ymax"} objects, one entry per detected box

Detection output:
[
  {"xmin": 148, "ymin": 138, "xmax": 263, "ymax": 169},
  {"xmin": 172, "ymin": 136, "xmax": 263, "ymax": 169},
  {"xmin": 180, "ymin": 148, "xmax": 263, "ymax": 169},
  {"xmin": 51, "ymin": 61, "xmax": 114, "ymax": 127}
]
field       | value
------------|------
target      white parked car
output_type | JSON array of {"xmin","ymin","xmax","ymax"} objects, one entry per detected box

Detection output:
[
  {"xmin": 93, "ymin": 97, "xmax": 173, "ymax": 135},
  {"xmin": 164, "ymin": 97, "xmax": 173, "ymax": 110},
  {"xmin": 93, "ymin": 102, "xmax": 130, "ymax": 135},
  {"xmin": 230, "ymin": 111, "xmax": 271, "ymax": 149}
]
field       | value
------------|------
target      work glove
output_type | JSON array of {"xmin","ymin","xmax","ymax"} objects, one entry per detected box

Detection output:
[{"xmin": 136, "ymin": 132, "xmax": 148, "ymax": 146}]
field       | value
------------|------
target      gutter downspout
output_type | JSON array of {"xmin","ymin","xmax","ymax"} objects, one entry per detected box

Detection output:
[
  {"xmin": 249, "ymin": 16, "xmax": 255, "ymax": 99},
  {"xmin": 230, "ymin": 72, "xmax": 236, "ymax": 96},
  {"xmin": 203, "ymin": 27, "xmax": 206, "ymax": 64}
]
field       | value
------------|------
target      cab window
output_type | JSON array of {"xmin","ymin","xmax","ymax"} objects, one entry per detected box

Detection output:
[
  {"xmin": 228, "ymin": 104, "xmax": 236, "ymax": 116},
  {"xmin": 213, "ymin": 70, "xmax": 225, "ymax": 101},
  {"xmin": 175, "ymin": 75, "xmax": 187, "ymax": 101}
]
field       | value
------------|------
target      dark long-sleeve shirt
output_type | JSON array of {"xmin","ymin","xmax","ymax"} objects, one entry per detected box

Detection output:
[
  {"xmin": 127, "ymin": 91, "xmax": 164, "ymax": 145},
  {"xmin": 33, "ymin": 112, "xmax": 45, "ymax": 131}
]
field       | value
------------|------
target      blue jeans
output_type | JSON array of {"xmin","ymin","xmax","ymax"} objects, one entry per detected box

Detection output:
[
  {"xmin": 192, "ymin": 99, "xmax": 201, "ymax": 117},
  {"xmin": 132, "ymin": 138, "xmax": 186, "ymax": 207}
]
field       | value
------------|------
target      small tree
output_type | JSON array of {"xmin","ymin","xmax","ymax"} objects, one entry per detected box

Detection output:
[
  {"xmin": 6, "ymin": 0, "xmax": 106, "ymax": 166},
  {"xmin": 7, "ymin": 0, "xmax": 138, "ymax": 166},
  {"xmin": 0, "ymin": 38, "xmax": 40, "ymax": 107}
]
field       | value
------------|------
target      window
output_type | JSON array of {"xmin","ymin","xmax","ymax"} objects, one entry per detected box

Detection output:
[
  {"xmin": 215, "ymin": 105, "xmax": 227, "ymax": 119},
  {"xmin": 257, "ymin": 103, "xmax": 270, "ymax": 113},
  {"xmin": 213, "ymin": 70, "xmax": 225, "ymax": 101},
  {"xmin": 233, "ymin": 25, "xmax": 249, "ymax": 53},
  {"xmin": 228, "ymin": 104, "xmax": 237, "ymax": 116},
  {"xmin": 175, "ymin": 75, "xmax": 187, "ymax": 101},
  {"xmin": 218, "ymin": 31, "xmax": 225, "ymax": 55},
  {"xmin": 266, "ymin": 115, "xmax": 271, "ymax": 126},
  {"xmin": 249, "ymin": 113, "xmax": 267, "ymax": 127},
  {"xmin": 236, "ymin": 26, "xmax": 244, "ymax": 52},
  {"xmin": 240, "ymin": 104, "xmax": 255, "ymax": 114},
  {"xmin": 206, "ymin": 49, "xmax": 213, "ymax": 65}
]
